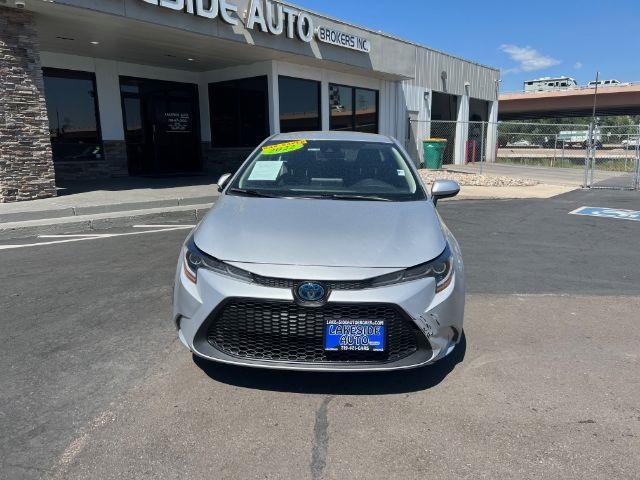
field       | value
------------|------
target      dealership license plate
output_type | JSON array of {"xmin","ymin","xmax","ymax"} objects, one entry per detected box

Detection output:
[{"xmin": 324, "ymin": 319, "xmax": 385, "ymax": 352}]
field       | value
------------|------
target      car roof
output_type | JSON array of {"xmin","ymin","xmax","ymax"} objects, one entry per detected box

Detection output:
[{"xmin": 269, "ymin": 131, "xmax": 394, "ymax": 144}]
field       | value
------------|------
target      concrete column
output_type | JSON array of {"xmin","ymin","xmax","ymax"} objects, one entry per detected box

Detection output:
[
  {"xmin": 453, "ymin": 90, "xmax": 470, "ymax": 165},
  {"xmin": 485, "ymin": 100, "xmax": 499, "ymax": 163},
  {"xmin": 0, "ymin": 7, "xmax": 56, "ymax": 202},
  {"xmin": 94, "ymin": 59, "xmax": 128, "ymax": 176},
  {"xmin": 94, "ymin": 60, "xmax": 125, "ymax": 141},
  {"xmin": 198, "ymin": 77, "xmax": 211, "ymax": 143},
  {"xmin": 416, "ymin": 89, "xmax": 433, "ymax": 167},
  {"xmin": 378, "ymin": 80, "xmax": 390, "ymax": 137},
  {"xmin": 321, "ymin": 71, "xmax": 330, "ymax": 131},
  {"xmin": 423, "ymin": 88, "xmax": 433, "ymax": 142},
  {"xmin": 268, "ymin": 62, "xmax": 280, "ymax": 135}
]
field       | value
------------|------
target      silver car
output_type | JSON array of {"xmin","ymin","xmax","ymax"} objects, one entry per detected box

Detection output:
[{"xmin": 173, "ymin": 131, "xmax": 464, "ymax": 371}]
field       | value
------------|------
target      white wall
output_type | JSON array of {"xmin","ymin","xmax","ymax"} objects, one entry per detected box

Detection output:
[
  {"xmin": 401, "ymin": 84, "xmax": 432, "ymax": 165},
  {"xmin": 454, "ymin": 89, "xmax": 470, "ymax": 165},
  {"xmin": 39, "ymin": 53, "xmax": 409, "ymax": 149}
]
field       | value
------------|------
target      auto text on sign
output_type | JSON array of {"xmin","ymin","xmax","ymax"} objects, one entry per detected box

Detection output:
[{"xmin": 140, "ymin": 0, "xmax": 372, "ymax": 52}]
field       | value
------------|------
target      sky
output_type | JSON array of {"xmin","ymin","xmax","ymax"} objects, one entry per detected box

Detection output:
[{"xmin": 293, "ymin": 0, "xmax": 640, "ymax": 92}]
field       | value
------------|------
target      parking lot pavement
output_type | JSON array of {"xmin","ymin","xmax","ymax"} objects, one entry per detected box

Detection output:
[{"xmin": 1, "ymin": 190, "xmax": 639, "ymax": 480}]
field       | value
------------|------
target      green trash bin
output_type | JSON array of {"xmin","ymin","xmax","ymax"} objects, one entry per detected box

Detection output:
[{"xmin": 423, "ymin": 138, "xmax": 447, "ymax": 169}]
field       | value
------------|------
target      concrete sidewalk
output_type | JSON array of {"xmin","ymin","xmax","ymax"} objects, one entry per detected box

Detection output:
[
  {"xmin": 0, "ymin": 177, "xmax": 219, "ymax": 222},
  {"xmin": 446, "ymin": 163, "xmax": 624, "ymax": 187},
  {"xmin": 0, "ymin": 177, "xmax": 219, "ymax": 239}
]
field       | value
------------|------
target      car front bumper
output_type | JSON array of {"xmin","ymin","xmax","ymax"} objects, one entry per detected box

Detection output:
[{"xmin": 173, "ymin": 256, "xmax": 465, "ymax": 372}]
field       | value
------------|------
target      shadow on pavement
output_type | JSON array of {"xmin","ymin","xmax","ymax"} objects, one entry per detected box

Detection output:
[
  {"xmin": 194, "ymin": 334, "xmax": 466, "ymax": 395},
  {"xmin": 56, "ymin": 175, "xmax": 217, "ymax": 196}
]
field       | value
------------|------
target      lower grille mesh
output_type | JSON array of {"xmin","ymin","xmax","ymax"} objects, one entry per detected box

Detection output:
[{"xmin": 206, "ymin": 300, "xmax": 420, "ymax": 363}]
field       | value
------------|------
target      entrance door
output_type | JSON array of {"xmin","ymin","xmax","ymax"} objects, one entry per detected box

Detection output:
[{"xmin": 121, "ymin": 78, "xmax": 201, "ymax": 176}]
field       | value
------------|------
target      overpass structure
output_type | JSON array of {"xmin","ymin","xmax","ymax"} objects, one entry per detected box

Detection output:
[{"xmin": 499, "ymin": 83, "xmax": 640, "ymax": 120}]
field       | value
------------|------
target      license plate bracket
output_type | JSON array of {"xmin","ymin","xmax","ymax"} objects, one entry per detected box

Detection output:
[{"xmin": 324, "ymin": 319, "xmax": 386, "ymax": 352}]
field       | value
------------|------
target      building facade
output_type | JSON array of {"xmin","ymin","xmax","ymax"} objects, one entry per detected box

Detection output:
[{"xmin": 0, "ymin": 0, "xmax": 500, "ymax": 202}]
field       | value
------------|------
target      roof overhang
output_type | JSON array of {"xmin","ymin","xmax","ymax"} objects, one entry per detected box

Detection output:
[{"xmin": 26, "ymin": 0, "xmax": 415, "ymax": 81}]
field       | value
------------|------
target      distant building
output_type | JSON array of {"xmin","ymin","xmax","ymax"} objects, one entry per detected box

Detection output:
[{"xmin": 524, "ymin": 77, "xmax": 578, "ymax": 92}]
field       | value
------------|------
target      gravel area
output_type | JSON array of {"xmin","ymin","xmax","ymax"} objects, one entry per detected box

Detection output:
[{"xmin": 418, "ymin": 169, "xmax": 539, "ymax": 187}]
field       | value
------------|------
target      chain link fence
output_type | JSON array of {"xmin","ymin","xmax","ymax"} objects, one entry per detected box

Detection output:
[
  {"xmin": 407, "ymin": 118, "xmax": 640, "ymax": 190},
  {"xmin": 586, "ymin": 125, "xmax": 640, "ymax": 189}
]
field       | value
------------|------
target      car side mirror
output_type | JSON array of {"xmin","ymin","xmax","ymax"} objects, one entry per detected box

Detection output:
[
  {"xmin": 431, "ymin": 180, "xmax": 460, "ymax": 206},
  {"xmin": 217, "ymin": 173, "xmax": 232, "ymax": 192}
]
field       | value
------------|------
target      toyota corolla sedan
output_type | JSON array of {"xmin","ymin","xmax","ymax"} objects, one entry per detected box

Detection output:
[{"xmin": 173, "ymin": 131, "xmax": 464, "ymax": 371}]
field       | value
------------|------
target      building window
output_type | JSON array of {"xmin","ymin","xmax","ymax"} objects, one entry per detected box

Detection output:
[
  {"xmin": 329, "ymin": 84, "xmax": 353, "ymax": 131},
  {"xmin": 209, "ymin": 76, "xmax": 269, "ymax": 148},
  {"xmin": 355, "ymin": 88, "xmax": 378, "ymax": 133},
  {"xmin": 279, "ymin": 76, "xmax": 321, "ymax": 133},
  {"xmin": 329, "ymin": 84, "xmax": 378, "ymax": 133},
  {"xmin": 42, "ymin": 68, "xmax": 102, "ymax": 162}
]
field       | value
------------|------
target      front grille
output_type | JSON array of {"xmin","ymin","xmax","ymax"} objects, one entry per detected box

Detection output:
[
  {"xmin": 206, "ymin": 300, "xmax": 421, "ymax": 363},
  {"xmin": 252, "ymin": 274, "xmax": 371, "ymax": 291}
]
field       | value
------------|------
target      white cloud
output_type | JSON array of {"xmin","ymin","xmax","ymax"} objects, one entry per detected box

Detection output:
[
  {"xmin": 574, "ymin": 62, "xmax": 583, "ymax": 69},
  {"xmin": 499, "ymin": 44, "xmax": 561, "ymax": 74}
]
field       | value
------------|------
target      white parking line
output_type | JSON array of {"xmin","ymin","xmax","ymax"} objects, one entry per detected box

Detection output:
[
  {"xmin": 38, "ymin": 234, "xmax": 105, "ymax": 239},
  {"xmin": 133, "ymin": 224, "xmax": 196, "ymax": 228},
  {"xmin": 0, "ymin": 225, "xmax": 193, "ymax": 251}
]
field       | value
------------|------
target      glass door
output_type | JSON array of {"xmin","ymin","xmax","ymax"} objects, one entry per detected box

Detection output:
[
  {"xmin": 150, "ymin": 89, "xmax": 201, "ymax": 174},
  {"xmin": 120, "ymin": 77, "xmax": 201, "ymax": 175}
]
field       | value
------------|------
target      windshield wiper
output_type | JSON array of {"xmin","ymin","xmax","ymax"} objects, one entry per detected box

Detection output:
[
  {"xmin": 227, "ymin": 188, "xmax": 281, "ymax": 198},
  {"xmin": 306, "ymin": 194, "xmax": 392, "ymax": 202}
]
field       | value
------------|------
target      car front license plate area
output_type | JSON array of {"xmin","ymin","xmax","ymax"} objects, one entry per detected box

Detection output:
[{"xmin": 324, "ymin": 319, "xmax": 385, "ymax": 352}]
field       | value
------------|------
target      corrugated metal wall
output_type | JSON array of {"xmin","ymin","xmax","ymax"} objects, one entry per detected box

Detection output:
[
  {"xmin": 408, "ymin": 48, "xmax": 500, "ymax": 102},
  {"xmin": 379, "ymin": 80, "xmax": 409, "ymax": 142},
  {"xmin": 396, "ymin": 46, "xmax": 500, "ymax": 165}
]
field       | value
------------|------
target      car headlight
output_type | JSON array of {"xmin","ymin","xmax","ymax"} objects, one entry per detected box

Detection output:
[
  {"xmin": 370, "ymin": 244, "xmax": 453, "ymax": 293},
  {"xmin": 183, "ymin": 235, "xmax": 253, "ymax": 284}
]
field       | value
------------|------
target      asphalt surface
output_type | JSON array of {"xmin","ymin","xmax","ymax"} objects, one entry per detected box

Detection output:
[{"xmin": 1, "ymin": 190, "xmax": 639, "ymax": 479}]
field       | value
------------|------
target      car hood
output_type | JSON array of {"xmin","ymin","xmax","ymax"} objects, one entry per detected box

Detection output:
[{"xmin": 194, "ymin": 194, "xmax": 446, "ymax": 268}]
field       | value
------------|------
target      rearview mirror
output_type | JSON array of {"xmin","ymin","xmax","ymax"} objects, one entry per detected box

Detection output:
[
  {"xmin": 217, "ymin": 173, "xmax": 232, "ymax": 192},
  {"xmin": 431, "ymin": 180, "xmax": 460, "ymax": 206}
]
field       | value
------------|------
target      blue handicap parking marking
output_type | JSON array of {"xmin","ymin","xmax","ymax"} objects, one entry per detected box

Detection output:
[{"xmin": 570, "ymin": 206, "xmax": 640, "ymax": 222}]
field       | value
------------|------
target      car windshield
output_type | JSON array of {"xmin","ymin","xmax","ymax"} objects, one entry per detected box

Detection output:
[{"xmin": 227, "ymin": 139, "xmax": 425, "ymax": 201}]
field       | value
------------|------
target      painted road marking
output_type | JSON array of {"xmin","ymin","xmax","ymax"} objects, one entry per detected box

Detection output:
[
  {"xmin": 0, "ymin": 225, "xmax": 193, "ymax": 251},
  {"xmin": 38, "ymin": 234, "xmax": 106, "ymax": 239},
  {"xmin": 133, "ymin": 224, "xmax": 196, "ymax": 228},
  {"xmin": 570, "ymin": 206, "xmax": 640, "ymax": 222}
]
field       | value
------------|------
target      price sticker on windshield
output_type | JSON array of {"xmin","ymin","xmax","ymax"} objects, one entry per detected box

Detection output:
[
  {"xmin": 248, "ymin": 160, "xmax": 284, "ymax": 181},
  {"xmin": 262, "ymin": 140, "xmax": 307, "ymax": 156}
]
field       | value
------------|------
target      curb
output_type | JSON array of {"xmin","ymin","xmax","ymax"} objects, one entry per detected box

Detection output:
[
  {"xmin": 0, "ymin": 195, "xmax": 218, "ymax": 224},
  {"xmin": 0, "ymin": 204, "xmax": 212, "ymax": 241}
]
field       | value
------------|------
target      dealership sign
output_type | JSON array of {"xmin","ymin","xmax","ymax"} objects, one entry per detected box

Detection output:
[
  {"xmin": 141, "ymin": 0, "xmax": 371, "ymax": 53},
  {"xmin": 316, "ymin": 26, "xmax": 371, "ymax": 53}
]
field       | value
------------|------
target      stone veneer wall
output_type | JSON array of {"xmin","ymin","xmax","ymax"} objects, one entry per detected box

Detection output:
[
  {"xmin": 104, "ymin": 140, "xmax": 129, "ymax": 177},
  {"xmin": 53, "ymin": 141, "xmax": 129, "ymax": 181},
  {"xmin": 202, "ymin": 143, "xmax": 254, "ymax": 177},
  {"xmin": 0, "ymin": 7, "xmax": 56, "ymax": 202}
]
